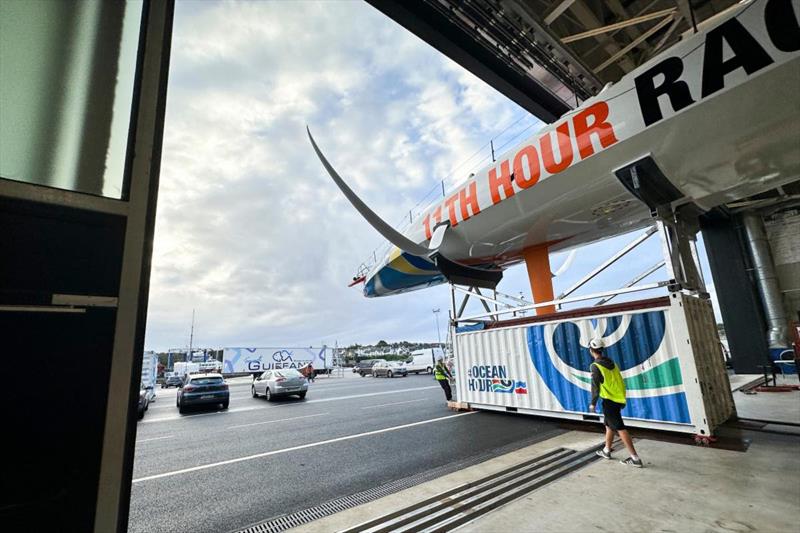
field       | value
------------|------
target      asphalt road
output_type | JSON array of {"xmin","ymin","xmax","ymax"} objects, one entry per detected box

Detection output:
[{"xmin": 128, "ymin": 373, "xmax": 563, "ymax": 533}]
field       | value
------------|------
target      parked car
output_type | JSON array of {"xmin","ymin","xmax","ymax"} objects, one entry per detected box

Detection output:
[
  {"xmin": 372, "ymin": 361, "xmax": 408, "ymax": 378},
  {"xmin": 142, "ymin": 384, "xmax": 156, "ymax": 402},
  {"xmin": 137, "ymin": 384, "xmax": 149, "ymax": 420},
  {"xmin": 354, "ymin": 359, "xmax": 383, "ymax": 375},
  {"xmin": 176, "ymin": 373, "xmax": 229, "ymax": 413},
  {"xmin": 251, "ymin": 369, "xmax": 308, "ymax": 401},
  {"xmin": 162, "ymin": 374, "xmax": 183, "ymax": 388}
]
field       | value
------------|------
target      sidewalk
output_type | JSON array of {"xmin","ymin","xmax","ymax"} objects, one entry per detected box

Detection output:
[
  {"xmin": 458, "ymin": 431, "xmax": 798, "ymax": 532},
  {"xmin": 291, "ymin": 374, "xmax": 800, "ymax": 533}
]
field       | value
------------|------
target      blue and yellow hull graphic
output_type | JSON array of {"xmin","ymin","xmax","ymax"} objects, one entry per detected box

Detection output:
[{"xmin": 364, "ymin": 249, "xmax": 445, "ymax": 297}]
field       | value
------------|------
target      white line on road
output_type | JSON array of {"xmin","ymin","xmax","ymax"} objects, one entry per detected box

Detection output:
[
  {"xmin": 140, "ymin": 386, "xmax": 439, "ymax": 424},
  {"xmin": 300, "ymin": 386, "xmax": 438, "ymax": 405},
  {"xmin": 360, "ymin": 398, "xmax": 429, "ymax": 410},
  {"xmin": 227, "ymin": 413, "xmax": 329, "ymax": 430},
  {"xmin": 136, "ymin": 435, "xmax": 174, "ymax": 443},
  {"xmin": 133, "ymin": 412, "xmax": 475, "ymax": 483}
]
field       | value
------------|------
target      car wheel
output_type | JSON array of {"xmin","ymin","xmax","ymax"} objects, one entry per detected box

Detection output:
[
  {"xmin": 360, "ymin": 372, "xmax": 365, "ymax": 377},
  {"xmin": 138, "ymin": 408, "xmax": 144, "ymax": 420},
  {"xmin": 222, "ymin": 401, "xmax": 229, "ymax": 409},
  {"xmin": 178, "ymin": 402, "xmax": 185, "ymax": 414},
  {"xmin": 426, "ymin": 367, "xmax": 432, "ymax": 373},
  {"xmin": 251, "ymin": 385, "xmax": 257, "ymax": 398},
  {"xmin": 265, "ymin": 388, "xmax": 273, "ymax": 401},
  {"xmin": 387, "ymin": 370, "xmax": 393, "ymax": 378},
  {"xmin": 298, "ymin": 392, "xmax": 307, "ymax": 399}
]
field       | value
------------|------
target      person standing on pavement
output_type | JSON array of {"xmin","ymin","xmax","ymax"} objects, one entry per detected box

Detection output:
[
  {"xmin": 587, "ymin": 338, "xmax": 643, "ymax": 468},
  {"xmin": 434, "ymin": 356, "xmax": 453, "ymax": 402}
]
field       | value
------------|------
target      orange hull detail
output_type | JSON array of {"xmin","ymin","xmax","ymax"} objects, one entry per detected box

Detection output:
[{"xmin": 523, "ymin": 245, "xmax": 555, "ymax": 315}]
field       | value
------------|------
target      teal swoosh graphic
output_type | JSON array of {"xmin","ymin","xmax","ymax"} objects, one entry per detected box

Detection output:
[{"xmin": 571, "ymin": 358, "xmax": 683, "ymax": 390}]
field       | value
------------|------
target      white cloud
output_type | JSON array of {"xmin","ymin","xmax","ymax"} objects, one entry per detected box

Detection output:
[{"xmin": 145, "ymin": 0, "xmax": 531, "ymax": 350}]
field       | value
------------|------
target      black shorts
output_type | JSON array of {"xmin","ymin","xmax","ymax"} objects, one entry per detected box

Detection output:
[{"xmin": 602, "ymin": 399, "xmax": 626, "ymax": 431}]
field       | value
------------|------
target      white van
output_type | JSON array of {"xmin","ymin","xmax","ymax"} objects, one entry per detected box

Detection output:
[{"xmin": 404, "ymin": 348, "xmax": 443, "ymax": 374}]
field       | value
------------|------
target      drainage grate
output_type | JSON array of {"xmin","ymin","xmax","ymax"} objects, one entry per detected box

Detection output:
[
  {"xmin": 343, "ymin": 441, "xmax": 609, "ymax": 533},
  {"xmin": 234, "ymin": 429, "xmax": 563, "ymax": 533}
]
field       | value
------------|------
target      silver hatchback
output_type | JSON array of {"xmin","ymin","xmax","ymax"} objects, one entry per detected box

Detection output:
[{"xmin": 252, "ymin": 368, "xmax": 308, "ymax": 401}]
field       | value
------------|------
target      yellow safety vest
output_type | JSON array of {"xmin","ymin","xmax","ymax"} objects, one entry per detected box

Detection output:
[
  {"xmin": 592, "ymin": 361, "xmax": 626, "ymax": 405},
  {"xmin": 434, "ymin": 363, "xmax": 449, "ymax": 381}
]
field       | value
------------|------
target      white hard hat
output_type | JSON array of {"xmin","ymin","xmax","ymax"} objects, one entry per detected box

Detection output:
[{"xmin": 589, "ymin": 338, "xmax": 604, "ymax": 350}]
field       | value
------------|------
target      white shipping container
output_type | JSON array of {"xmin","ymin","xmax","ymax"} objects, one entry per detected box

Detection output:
[{"xmin": 454, "ymin": 293, "xmax": 734, "ymax": 436}]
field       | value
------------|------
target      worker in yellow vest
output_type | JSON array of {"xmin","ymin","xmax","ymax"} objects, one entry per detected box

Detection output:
[
  {"xmin": 587, "ymin": 338, "xmax": 643, "ymax": 468},
  {"xmin": 434, "ymin": 356, "xmax": 453, "ymax": 402}
]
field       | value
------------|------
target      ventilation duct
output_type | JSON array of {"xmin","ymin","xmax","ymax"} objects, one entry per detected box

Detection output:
[{"xmin": 742, "ymin": 212, "xmax": 790, "ymax": 348}]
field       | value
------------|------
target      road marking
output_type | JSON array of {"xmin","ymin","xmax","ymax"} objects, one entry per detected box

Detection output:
[
  {"xmin": 132, "ymin": 412, "xmax": 475, "ymax": 483},
  {"xmin": 140, "ymin": 386, "xmax": 439, "ymax": 423},
  {"xmin": 227, "ymin": 413, "xmax": 329, "ymax": 430},
  {"xmin": 136, "ymin": 435, "xmax": 174, "ymax": 443},
  {"xmin": 301, "ymin": 386, "xmax": 438, "ymax": 405},
  {"xmin": 361, "ymin": 398, "xmax": 428, "ymax": 410}
]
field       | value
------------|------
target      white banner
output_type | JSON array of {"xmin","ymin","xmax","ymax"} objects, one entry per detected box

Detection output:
[{"xmin": 223, "ymin": 347, "xmax": 331, "ymax": 374}]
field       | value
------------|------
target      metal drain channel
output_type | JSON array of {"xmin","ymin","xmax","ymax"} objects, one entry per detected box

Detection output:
[
  {"xmin": 344, "ymin": 442, "xmax": 607, "ymax": 533},
  {"xmin": 234, "ymin": 430, "xmax": 563, "ymax": 533}
]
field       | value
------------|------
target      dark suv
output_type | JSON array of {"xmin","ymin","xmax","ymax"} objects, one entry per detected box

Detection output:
[
  {"xmin": 162, "ymin": 375, "xmax": 183, "ymax": 388},
  {"xmin": 176, "ymin": 373, "xmax": 229, "ymax": 413},
  {"xmin": 355, "ymin": 359, "xmax": 386, "ymax": 376}
]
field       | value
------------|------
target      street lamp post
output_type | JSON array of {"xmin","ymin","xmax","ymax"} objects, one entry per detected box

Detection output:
[{"xmin": 432, "ymin": 308, "xmax": 442, "ymax": 349}]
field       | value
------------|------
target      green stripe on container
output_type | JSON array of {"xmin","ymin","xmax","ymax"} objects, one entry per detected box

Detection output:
[{"xmin": 571, "ymin": 358, "xmax": 683, "ymax": 390}]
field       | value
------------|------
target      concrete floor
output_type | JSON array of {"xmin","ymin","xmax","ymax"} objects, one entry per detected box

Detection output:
[
  {"xmin": 734, "ymin": 374, "xmax": 800, "ymax": 425},
  {"xmin": 295, "ymin": 374, "xmax": 800, "ymax": 533},
  {"xmin": 459, "ymin": 433, "xmax": 799, "ymax": 533}
]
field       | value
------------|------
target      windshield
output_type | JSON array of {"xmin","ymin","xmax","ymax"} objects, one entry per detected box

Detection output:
[
  {"xmin": 190, "ymin": 377, "xmax": 223, "ymax": 385},
  {"xmin": 276, "ymin": 369, "xmax": 303, "ymax": 378}
]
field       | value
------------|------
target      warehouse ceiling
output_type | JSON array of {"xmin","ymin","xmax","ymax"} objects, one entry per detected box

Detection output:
[{"xmin": 367, "ymin": 0, "xmax": 741, "ymax": 122}]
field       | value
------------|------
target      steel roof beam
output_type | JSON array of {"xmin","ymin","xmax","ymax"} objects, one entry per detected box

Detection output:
[
  {"xmin": 543, "ymin": 0, "xmax": 577, "ymax": 25},
  {"xmin": 593, "ymin": 12, "xmax": 677, "ymax": 73},
  {"xmin": 565, "ymin": 0, "xmax": 637, "ymax": 72},
  {"xmin": 561, "ymin": 7, "xmax": 677, "ymax": 43}
]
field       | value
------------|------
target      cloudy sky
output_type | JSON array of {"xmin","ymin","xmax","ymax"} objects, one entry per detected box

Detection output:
[{"xmin": 144, "ymin": 0, "xmax": 717, "ymax": 352}]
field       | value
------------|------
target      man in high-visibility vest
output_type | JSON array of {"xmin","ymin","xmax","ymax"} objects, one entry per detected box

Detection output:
[
  {"xmin": 587, "ymin": 338, "xmax": 643, "ymax": 468},
  {"xmin": 434, "ymin": 356, "xmax": 453, "ymax": 402}
]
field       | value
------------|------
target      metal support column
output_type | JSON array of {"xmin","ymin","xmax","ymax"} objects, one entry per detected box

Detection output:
[{"xmin": 655, "ymin": 207, "xmax": 706, "ymax": 294}]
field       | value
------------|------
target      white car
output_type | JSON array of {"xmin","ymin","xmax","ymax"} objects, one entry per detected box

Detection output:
[{"xmin": 251, "ymin": 369, "xmax": 308, "ymax": 401}]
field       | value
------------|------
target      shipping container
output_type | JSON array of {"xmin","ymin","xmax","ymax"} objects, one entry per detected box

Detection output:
[{"xmin": 453, "ymin": 293, "xmax": 735, "ymax": 436}]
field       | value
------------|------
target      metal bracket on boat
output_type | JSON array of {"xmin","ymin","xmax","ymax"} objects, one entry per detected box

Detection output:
[{"xmin": 654, "ymin": 204, "xmax": 707, "ymax": 296}]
